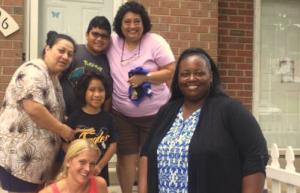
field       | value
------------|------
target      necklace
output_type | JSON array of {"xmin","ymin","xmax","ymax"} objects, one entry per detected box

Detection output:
[{"xmin": 120, "ymin": 40, "xmax": 141, "ymax": 65}]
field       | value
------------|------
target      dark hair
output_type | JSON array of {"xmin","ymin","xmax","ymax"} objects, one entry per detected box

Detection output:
[
  {"xmin": 86, "ymin": 16, "xmax": 111, "ymax": 34},
  {"xmin": 113, "ymin": 1, "xmax": 152, "ymax": 38},
  {"xmin": 170, "ymin": 48, "xmax": 225, "ymax": 101},
  {"xmin": 42, "ymin": 31, "xmax": 76, "ymax": 57},
  {"xmin": 75, "ymin": 72, "xmax": 110, "ymax": 107}
]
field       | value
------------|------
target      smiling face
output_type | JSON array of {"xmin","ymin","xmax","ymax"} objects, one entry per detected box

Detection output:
[
  {"xmin": 121, "ymin": 11, "xmax": 144, "ymax": 43},
  {"xmin": 44, "ymin": 39, "xmax": 74, "ymax": 75},
  {"xmin": 66, "ymin": 149, "xmax": 98, "ymax": 184},
  {"xmin": 178, "ymin": 55, "xmax": 212, "ymax": 104},
  {"xmin": 86, "ymin": 27, "xmax": 110, "ymax": 55},
  {"xmin": 84, "ymin": 78, "xmax": 106, "ymax": 113}
]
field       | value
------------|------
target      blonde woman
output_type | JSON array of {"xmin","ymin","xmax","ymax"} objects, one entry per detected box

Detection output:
[{"xmin": 39, "ymin": 139, "xmax": 108, "ymax": 193}]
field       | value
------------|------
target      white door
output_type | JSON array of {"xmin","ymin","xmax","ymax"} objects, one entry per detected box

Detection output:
[{"xmin": 24, "ymin": 0, "xmax": 125, "ymax": 60}]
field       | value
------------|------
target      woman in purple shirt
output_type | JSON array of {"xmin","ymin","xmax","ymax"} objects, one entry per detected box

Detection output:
[{"xmin": 107, "ymin": 2, "xmax": 175, "ymax": 193}]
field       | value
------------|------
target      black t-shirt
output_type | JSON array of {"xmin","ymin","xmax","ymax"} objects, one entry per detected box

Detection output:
[
  {"xmin": 60, "ymin": 44, "xmax": 113, "ymax": 116},
  {"xmin": 66, "ymin": 109, "xmax": 117, "ymax": 184}
]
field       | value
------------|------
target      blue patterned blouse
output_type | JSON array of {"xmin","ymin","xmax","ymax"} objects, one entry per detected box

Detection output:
[{"xmin": 157, "ymin": 107, "xmax": 201, "ymax": 193}]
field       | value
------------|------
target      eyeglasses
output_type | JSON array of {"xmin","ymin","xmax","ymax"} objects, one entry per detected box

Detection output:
[{"xmin": 90, "ymin": 32, "xmax": 110, "ymax": 40}]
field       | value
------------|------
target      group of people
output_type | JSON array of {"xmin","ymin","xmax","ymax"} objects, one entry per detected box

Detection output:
[{"xmin": 0, "ymin": 1, "xmax": 269, "ymax": 193}]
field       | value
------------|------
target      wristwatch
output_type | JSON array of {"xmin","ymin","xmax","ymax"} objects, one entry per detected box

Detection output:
[{"xmin": 146, "ymin": 72, "xmax": 151, "ymax": 82}]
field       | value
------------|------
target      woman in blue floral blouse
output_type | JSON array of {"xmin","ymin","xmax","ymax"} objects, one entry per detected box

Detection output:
[{"xmin": 139, "ymin": 48, "xmax": 269, "ymax": 193}]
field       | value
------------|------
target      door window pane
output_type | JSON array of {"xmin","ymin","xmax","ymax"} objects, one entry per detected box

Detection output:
[{"xmin": 259, "ymin": 0, "xmax": 300, "ymax": 148}]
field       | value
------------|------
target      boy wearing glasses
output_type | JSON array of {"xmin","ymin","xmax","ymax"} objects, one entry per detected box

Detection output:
[{"xmin": 60, "ymin": 16, "xmax": 112, "ymax": 115}]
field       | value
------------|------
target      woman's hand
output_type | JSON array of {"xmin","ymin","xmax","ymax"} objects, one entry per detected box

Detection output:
[
  {"xmin": 94, "ymin": 165, "xmax": 103, "ymax": 176},
  {"xmin": 22, "ymin": 99, "xmax": 75, "ymax": 140},
  {"xmin": 128, "ymin": 74, "xmax": 147, "ymax": 88},
  {"xmin": 59, "ymin": 124, "xmax": 75, "ymax": 142}
]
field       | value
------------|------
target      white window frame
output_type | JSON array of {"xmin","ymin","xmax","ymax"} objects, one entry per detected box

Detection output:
[{"xmin": 24, "ymin": 0, "xmax": 127, "ymax": 60}]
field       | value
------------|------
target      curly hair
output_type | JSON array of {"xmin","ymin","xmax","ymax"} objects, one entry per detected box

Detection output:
[
  {"xmin": 170, "ymin": 48, "xmax": 225, "ymax": 101},
  {"xmin": 113, "ymin": 1, "xmax": 152, "ymax": 38}
]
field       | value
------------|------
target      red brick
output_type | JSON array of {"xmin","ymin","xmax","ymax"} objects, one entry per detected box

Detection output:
[
  {"xmin": 3, "ymin": 66, "xmax": 17, "ymax": 75},
  {"xmin": 219, "ymin": 22, "xmax": 238, "ymax": 28},
  {"xmin": 160, "ymin": 32, "xmax": 179, "ymax": 40},
  {"xmin": 152, "ymin": 24, "xmax": 169, "ymax": 31},
  {"xmin": 181, "ymin": 1, "xmax": 200, "ymax": 9},
  {"xmin": 150, "ymin": 15, "xmax": 159, "ymax": 23},
  {"xmin": 2, "ymin": 49, "xmax": 22, "ymax": 57},
  {"xmin": 12, "ymin": 41, "xmax": 22, "ymax": 49},
  {"xmin": 200, "ymin": 18, "xmax": 217, "ymax": 26},
  {"xmin": 228, "ymin": 83, "xmax": 244, "ymax": 90},
  {"xmin": 140, "ymin": 0, "xmax": 159, "ymax": 7},
  {"xmin": 180, "ymin": 17, "xmax": 199, "ymax": 25},
  {"xmin": 0, "ymin": 41, "xmax": 12, "ymax": 48},
  {"xmin": 160, "ymin": 0, "xmax": 180, "ymax": 8},
  {"xmin": 230, "ymin": 56, "xmax": 245, "ymax": 63},
  {"xmin": 190, "ymin": 26, "xmax": 209, "ymax": 33},
  {"xmin": 222, "ymin": 76, "xmax": 236, "ymax": 83},
  {"xmin": 170, "ymin": 24, "xmax": 190, "ymax": 32},
  {"xmin": 150, "ymin": 7, "xmax": 170, "ymax": 15},
  {"xmin": 219, "ymin": 29, "xmax": 229, "ymax": 36},
  {"xmin": 3, "ymin": 0, "xmax": 23, "ymax": 6},
  {"xmin": 199, "ymin": 33, "xmax": 217, "ymax": 41},
  {"xmin": 220, "ymin": 49, "xmax": 236, "ymax": 56},
  {"xmin": 170, "ymin": 8, "xmax": 190, "ymax": 16},
  {"xmin": 210, "ymin": 26, "xmax": 218, "ymax": 33},
  {"xmin": 237, "ymin": 50, "xmax": 252, "ymax": 57},
  {"xmin": 229, "ymin": 2, "xmax": 246, "ymax": 9},
  {"xmin": 160, "ymin": 16, "xmax": 179, "ymax": 24},
  {"xmin": 0, "ymin": 76, "xmax": 11, "ymax": 83},
  {"xmin": 180, "ymin": 32, "xmax": 198, "ymax": 40},
  {"xmin": 220, "ymin": 63, "xmax": 236, "ymax": 69},
  {"xmin": 228, "ymin": 43, "xmax": 244, "ymax": 49},
  {"xmin": 229, "ymin": 16, "xmax": 245, "ymax": 22},
  {"xmin": 219, "ymin": 15, "xmax": 228, "ymax": 22},
  {"xmin": 219, "ymin": 1, "xmax": 229, "ymax": 8},
  {"xmin": 190, "ymin": 41, "xmax": 209, "ymax": 49},
  {"xmin": 191, "ymin": 10, "xmax": 209, "ymax": 17},
  {"xmin": 220, "ymin": 9, "xmax": 237, "ymax": 15},
  {"xmin": 0, "ymin": 6, "xmax": 13, "ymax": 14},
  {"xmin": 238, "ymin": 10, "xmax": 253, "ymax": 16},
  {"xmin": 169, "ymin": 40, "xmax": 190, "ymax": 48}
]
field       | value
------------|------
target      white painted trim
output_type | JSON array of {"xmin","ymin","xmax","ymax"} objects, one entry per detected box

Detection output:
[
  {"xmin": 25, "ymin": 0, "xmax": 125, "ymax": 61},
  {"xmin": 24, "ymin": 0, "xmax": 39, "ymax": 60},
  {"xmin": 253, "ymin": 0, "xmax": 261, "ymax": 119}
]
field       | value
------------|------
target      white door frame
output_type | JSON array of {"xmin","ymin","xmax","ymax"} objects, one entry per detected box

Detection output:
[
  {"xmin": 253, "ymin": 0, "xmax": 261, "ymax": 119},
  {"xmin": 24, "ymin": 0, "xmax": 127, "ymax": 60}
]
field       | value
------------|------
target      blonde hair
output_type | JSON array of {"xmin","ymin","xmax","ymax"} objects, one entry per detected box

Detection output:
[{"xmin": 56, "ymin": 139, "xmax": 101, "ymax": 180}]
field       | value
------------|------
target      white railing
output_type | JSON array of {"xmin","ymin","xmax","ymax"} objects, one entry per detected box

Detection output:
[{"xmin": 266, "ymin": 144, "xmax": 300, "ymax": 193}]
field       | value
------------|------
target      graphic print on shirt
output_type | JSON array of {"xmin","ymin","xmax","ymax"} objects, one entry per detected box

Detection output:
[
  {"xmin": 68, "ymin": 60, "xmax": 104, "ymax": 87},
  {"xmin": 75, "ymin": 125, "xmax": 110, "ymax": 152}
]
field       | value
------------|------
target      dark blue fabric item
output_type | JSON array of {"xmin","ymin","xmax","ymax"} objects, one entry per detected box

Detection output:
[
  {"xmin": 128, "ymin": 67, "xmax": 152, "ymax": 106},
  {"xmin": 0, "ymin": 166, "xmax": 40, "ymax": 192}
]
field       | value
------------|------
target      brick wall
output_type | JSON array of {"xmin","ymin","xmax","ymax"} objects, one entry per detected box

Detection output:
[
  {"xmin": 138, "ymin": 0, "xmax": 218, "ymax": 60},
  {"xmin": 218, "ymin": 0, "xmax": 254, "ymax": 110},
  {"xmin": 0, "ymin": 0, "xmax": 24, "ymax": 100}
]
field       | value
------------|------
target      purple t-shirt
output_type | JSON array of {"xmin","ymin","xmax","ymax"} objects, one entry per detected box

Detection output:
[{"xmin": 107, "ymin": 32, "xmax": 175, "ymax": 117}]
